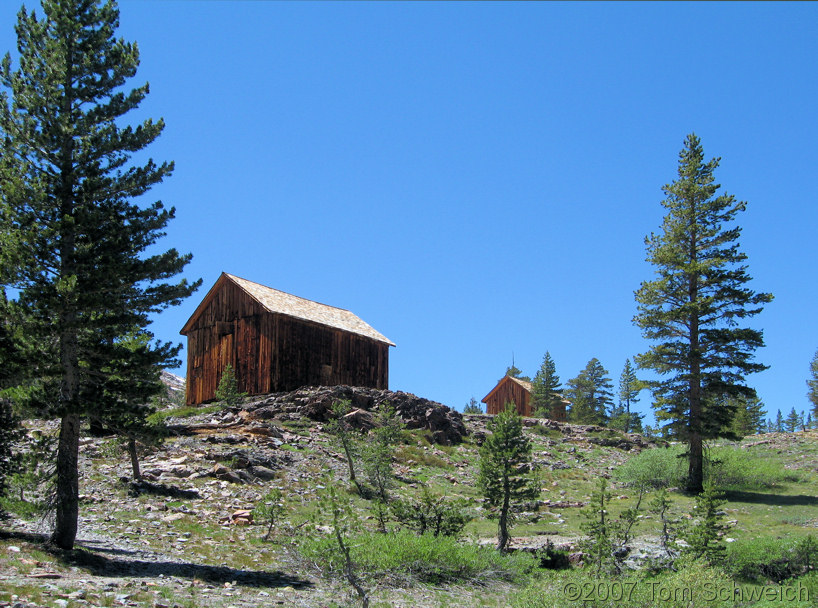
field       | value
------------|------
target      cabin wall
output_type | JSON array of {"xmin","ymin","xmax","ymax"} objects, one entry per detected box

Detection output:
[
  {"xmin": 185, "ymin": 282, "xmax": 390, "ymax": 405},
  {"xmin": 550, "ymin": 403, "xmax": 568, "ymax": 422},
  {"xmin": 485, "ymin": 381, "xmax": 532, "ymax": 416}
]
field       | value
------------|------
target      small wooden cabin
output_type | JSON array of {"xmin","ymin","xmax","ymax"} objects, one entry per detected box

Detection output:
[
  {"xmin": 482, "ymin": 375, "xmax": 568, "ymax": 420},
  {"xmin": 180, "ymin": 273, "xmax": 395, "ymax": 405}
]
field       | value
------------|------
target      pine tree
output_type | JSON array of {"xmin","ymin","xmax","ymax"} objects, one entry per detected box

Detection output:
[
  {"xmin": 682, "ymin": 481, "xmax": 728, "ymax": 565},
  {"xmin": 566, "ymin": 358, "xmax": 613, "ymax": 425},
  {"xmin": 92, "ymin": 329, "xmax": 170, "ymax": 482},
  {"xmin": 505, "ymin": 363, "xmax": 530, "ymax": 382},
  {"xmin": 784, "ymin": 407, "xmax": 801, "ymax": 433},
  {"xmin": 729, "ymin": 392, "xmax": 766, "ymax": 437},
  {"xmin": 808, "ymin": 350, "xmax": 818, "ymax": 419},
  {"xmin": 0, "ymin": 0, "xmax": 199, "ymax": 548},
  {"xmin": 775, "ymin": 410, "xmax": 784, "ymax": 433},
  {"xmin": 463, "ymin": 397, "xmax": 483, "ymax": 414},
  {"xmin": 617, "ymin": 359, "xmax": 641, "ymax": 433},
  {"xmin": 530, "ymin": 351, "xmax": 562, "ymax": 418},
  {"xmin": 476, "ymin": 404, "xmax": 539, "ymax": 552},
  {"xmin": 633, "ymin": 134, "xmax": 773, "ymax": 494},
  {"xmin": 214, "ymin": 364, "xmax": 246, "ymax": 407}
]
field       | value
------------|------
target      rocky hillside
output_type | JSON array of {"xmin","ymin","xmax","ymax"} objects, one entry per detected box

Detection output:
[{"xmin": 3, "ymin": 386, "xmax": 812, "ymax": 608}]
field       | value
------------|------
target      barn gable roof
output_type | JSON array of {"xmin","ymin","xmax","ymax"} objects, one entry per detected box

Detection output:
[{"xmin": 180, "ymin": 273, "xmax": 395, "ymax": 346}]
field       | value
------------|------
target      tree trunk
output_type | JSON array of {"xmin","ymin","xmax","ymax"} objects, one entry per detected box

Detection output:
[
  {"xmin": 687, "ymin": 431, "xmax": 704, "ymax": 494},
  {"xmin": 128, "ymin": 438, "xmax": 142, "ymax": 482},
  {"xmin": 497, "ymin": 476, "xmax": 511, "ymax": 552},
  {"xmin": 687, "ymin": 298, "xmax": 704, "ymax": 494},
  {"xmin": 51, "ymin": 413, "xmax": 80, "ymax": 549}
]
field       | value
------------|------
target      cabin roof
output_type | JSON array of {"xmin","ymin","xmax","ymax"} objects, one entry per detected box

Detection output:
[{"xmin": 180, "ymin": 273, "xmax": 395, "ymax": 346}]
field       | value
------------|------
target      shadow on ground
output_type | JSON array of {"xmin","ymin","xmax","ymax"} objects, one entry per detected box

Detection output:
[
  {"xmin": 725, "ymin": 490, "xmax": 818, "ymax": 507},
  {"xmin": 124, "ymin": 480, "xmax": 201, "ymax": 499},
  {"xmin": 0, "ymin": 529, "xmax": 312, "ymax": 590}
]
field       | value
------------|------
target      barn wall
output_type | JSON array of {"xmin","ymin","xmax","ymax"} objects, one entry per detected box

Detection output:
[
  {"xmin": 273, "ymin": 315, "xmax": 389, "ymax": 392},
  {"xmin": 185, "ymin": 281, "xmax": 270, "ymax": 405},
  {"xmin": 485, "ymin": 380, "xmax": 532, "ymax": 416},
  {"xmin": 185, "ymin": 280, "xmax": 390, "ymax": 405}
]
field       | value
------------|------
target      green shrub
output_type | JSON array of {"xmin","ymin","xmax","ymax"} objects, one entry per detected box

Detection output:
[
  {"xmin": 615, "ymin": 445, "xmax": 687, "ymax": 489},
  {"xmin": 390, "ymin": 486, "xmax": 471, "ymax": 538},
  {"xmin": 725, "ymin": 535, "xmax": 818, "ymax": 584},
  {"xmin": 616, "ymin": 444, "xmax": 794, "ymax": 491},
  {"xmin": 530, "ymin": 423, "xmax": 562, "ymax": 439},
  {"xmin": 394, "ymin": 444, "xmax": 450, "ymax": 469},
  {"xmin": 706, "ymin": 446, "xmax": 800, "ymax": 490},
  {"xmin": 300, "ymin": 529, "xmax": 537, "ymax": 586}
]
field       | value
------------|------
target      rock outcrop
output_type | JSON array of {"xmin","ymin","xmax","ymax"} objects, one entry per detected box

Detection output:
[{"xmin": 243, "ymin": 385, "xmax": 468, "ymax": 445}]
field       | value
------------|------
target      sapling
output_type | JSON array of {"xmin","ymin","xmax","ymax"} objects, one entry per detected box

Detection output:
[
  {"xmin": 255, "ymin": 487, "xmax": 285, "ymax": 541},
  {"xmin": 309, "ymin": 474, "xmax": 369, "ymax": 607}
]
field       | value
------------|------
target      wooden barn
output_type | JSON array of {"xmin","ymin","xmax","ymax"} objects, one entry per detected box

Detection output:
[
  {"xmin": 180, "ymin": 273, "xmax": 395, "ymax": 405},
  {"xmin": 481, "ymin": 375, "xmax": 568, "ymax": 420}
]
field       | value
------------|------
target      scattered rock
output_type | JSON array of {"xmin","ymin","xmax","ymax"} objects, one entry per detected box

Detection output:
[
  {"xmin": 230, "ymin": 510, "xmax": 253, "ymax": 526},
  {"xmin": 212, "ymin": 464, "xmax": 243, "ymax": 484}
]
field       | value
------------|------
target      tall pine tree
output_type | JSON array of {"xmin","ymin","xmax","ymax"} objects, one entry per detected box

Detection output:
[
  {"xmin": 477, "ymin": 404, "xmax": 539, "ymax": 552},
  {"xmin": 531, "ymin": 351, "xmax": 562, "ymax": 418},
  {"xmin": 0, "ymin": 0, "xmax": 199, "ymax": 548},
  {"xmin": 808, "ymin": 350, "xmax": 818, "ymax": 420},
  {"xmin": 615, "ymin": 359, "xmax": 641, "ymax": 433},
  {"xmin": 566, "ymin": 358, "xmax": 613, "ymax": 425},
  {"xmin": 634, "ymin": 134, "xmax": 772, "ymax": 493}
]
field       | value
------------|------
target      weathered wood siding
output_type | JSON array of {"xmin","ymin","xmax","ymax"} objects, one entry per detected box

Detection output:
[
  {"xmin": 485, "ymin": 380, "xmax": 532, "ymax": 416},
  {"xmin": 184, "ymin": 281, "xmax": 389, "ymax": 405}
]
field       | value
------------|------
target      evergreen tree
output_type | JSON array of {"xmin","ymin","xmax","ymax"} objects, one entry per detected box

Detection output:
[
  {"xmin": 505, "ymin": 363, "xmax": 530, "ymax": 382},
  {"xmin": 214, "ymin": 364, "xmax": 246, "ymax": 407},
  {"xmin": 531, "ymin": 351, "xmax": 563, "ymax": 418},
  {"xmin": 608, "ymin": 403, "xmax": 644, "ymax": 434},
  {"xmin": 566, "ymin": 358, "xmax": 613, "ymax": 425},
  {"xmin": 92, "ymin": 329, "xmax": 169, "ymax": 482},
  {"xmin": 808, "ymin": 350, "xmax": 818, "ymax": 419},
  {"xmin": 784, "ymin": 407, "xmax": 801, "ymax": 433},
  {"xmin": 633, "ymin": 134, "xmax": 772, "ymax": 493},
  {"xmin": 463, "ymin": 397, "xmax": 483, "ymax": 414},
  {"xmin": 326, "ymin": 400, "xmax": 365, "ymax": 495},
  {"xmin": 476, "ymin": 404, "xmax": 539, "ymax": 552},
  {"xmin": 682, "ymin": 481, "xmax": 728, "ymax": 565},
  {"xmin": 775, "ymin": 410, "xmax": 784, "ymax": 433},
  {"xmin": 0, "ymin": 0, "xmax": 199, "ymax": 548},
  {"xmin": 617, "ymin": 359, "xmax": 641, "ymax": 433},
  {"xmin": 729, "ymin": 392, "xmax": 766, "ymax": 437}
]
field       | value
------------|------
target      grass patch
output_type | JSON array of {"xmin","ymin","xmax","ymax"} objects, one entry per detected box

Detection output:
[
  {"xmin": 512, "ymin": 561, "xmax": 748, "ymax": 608},
  {"xmin": 300, "ymin": 530, "xmax": 538, "ymax": 586},
  {"xmin": 530, "ymin": 424, "xmax": 562, "ymax": 439},
  {"xmin": 394, "ymin": 444, "xmax": 451, "ymax": 469},
  {"xmin": 149, "ymin": 404, "xmax": 221, "ymax": 422}
]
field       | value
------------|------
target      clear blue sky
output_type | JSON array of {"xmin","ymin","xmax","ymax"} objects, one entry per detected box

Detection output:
[{"xmin": 2, "ymin": 2, "xmax": 816, "ymax": 425}]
